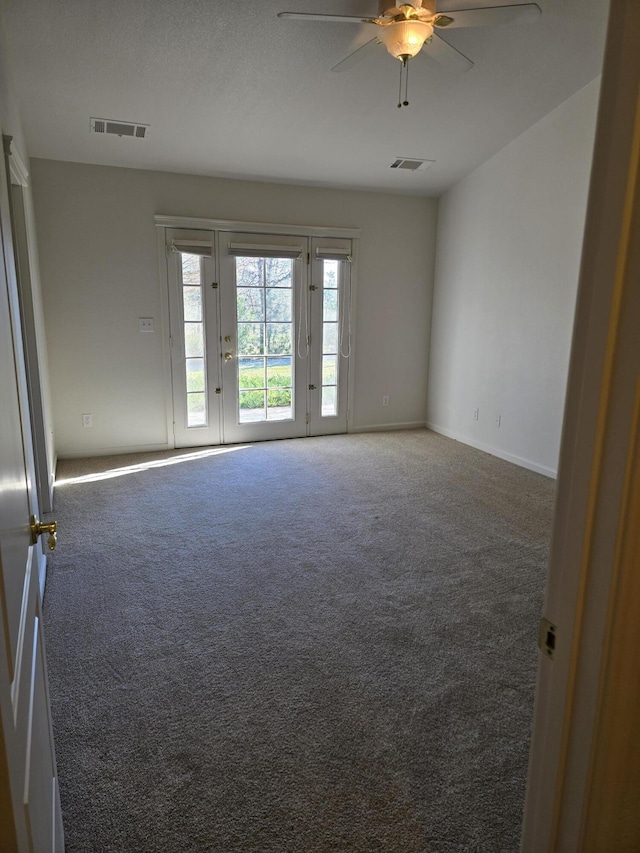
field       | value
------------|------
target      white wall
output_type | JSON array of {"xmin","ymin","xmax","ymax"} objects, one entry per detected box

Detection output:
[
  {"xmin": 30, "ymin": 160, "xmax": 437, "ymax": 456},
  {"xmin": 427, "ymin": 79, "xmax": 600, "ymax": 477},
  {"xmin": 0, "ymin": 18, "xmax": 27, "ymax": 159}
]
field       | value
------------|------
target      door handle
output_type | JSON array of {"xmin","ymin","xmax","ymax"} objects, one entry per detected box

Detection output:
[
  {"xmin": 30, "ymin": 515, "xmax": 57, "ymax": 551},
  {"xmin": 224, "ymin": 351, "xmax": 234, "ymax": 362}
]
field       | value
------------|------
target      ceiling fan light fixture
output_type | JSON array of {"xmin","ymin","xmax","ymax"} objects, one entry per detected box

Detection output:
[{"xmin": 379, "ymin": 19, "xmax": 433, "ymax": 60}]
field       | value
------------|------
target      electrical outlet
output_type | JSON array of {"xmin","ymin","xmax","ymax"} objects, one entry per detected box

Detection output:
[
  {"xmin": 139, "ymin": 317, "xmax": 154, "ymax": 332},
  {"xmin": 82, "ymin": 413, "xmax": 93, "ymax": 428},
  {"xmin": 382, "ymin": 395, "xmax": 390, "ymax": 407},
  {"xmin": 473, "ymin": 407, "xmax": 479, "ymax": 421}
]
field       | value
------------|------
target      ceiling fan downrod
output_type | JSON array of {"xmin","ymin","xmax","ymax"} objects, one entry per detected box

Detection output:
[{"xmin": 397, "ymin": 56, "xmax": 410, "ymax": 107}]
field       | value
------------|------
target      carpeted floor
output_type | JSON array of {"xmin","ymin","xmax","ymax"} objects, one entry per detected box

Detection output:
[{"xmin": 43, "ymin": 429, "xmax": 554, "ymax": 852}]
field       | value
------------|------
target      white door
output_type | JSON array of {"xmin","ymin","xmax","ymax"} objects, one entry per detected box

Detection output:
[
  {"xmin": 0, "ymin": 139, "xmax": 64, "ymax": 851},
  {"xmin": 219, "ymin": 233, "xmax": 309, "ymax": 444},
  {"xmin": 166, "ymin": 229, "xmax": 221, "ymax": 447},
  {"xmin": 308, "ymin": 238, "xmax": 352, "ymax": 436}
]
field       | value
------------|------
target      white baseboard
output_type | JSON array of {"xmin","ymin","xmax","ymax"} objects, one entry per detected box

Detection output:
[
  {"xmin": 350, "ymin": 421, "xmax": 427, "ymax": 434},
  {"xmin": 426, "ymin": 421, "xmax": 557, "ymax": 479},
  {"xmin": 56, "ymin": 442, "xmax": 172, "ymax": 460}
]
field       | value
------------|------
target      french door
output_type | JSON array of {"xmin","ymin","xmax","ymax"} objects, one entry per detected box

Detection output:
[
  {"xmin": 308, "ymin": 237, "xmax": 351, "ymax": 437},
  {"xmin": 220, "ymin": 233, "xmax": 308, "ymax": 443},
  {"xmin": 166, "ymin": 229, "xmax": 221, "ymax": 447},
  {"xmin": 166, "ymin": 228, "xmax": 352, "ymax": 447}
]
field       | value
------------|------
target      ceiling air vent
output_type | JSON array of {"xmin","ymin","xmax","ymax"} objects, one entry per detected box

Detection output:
[
  {"xmin": 90, "ymin": 117, "xmax": 149, "ymax": 139},
  {"xmin": 390, "ymin": 157, "xmax": 435, "ymax": 172}
]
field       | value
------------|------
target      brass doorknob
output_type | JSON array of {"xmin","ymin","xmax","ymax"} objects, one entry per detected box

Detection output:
[
  {"xmin": 224, "ymin": 351, "xmax": 234, "ymax": 361},
  {"xmin": 30, "ymin": 515, "xmax": 57, "ymax": 551}
]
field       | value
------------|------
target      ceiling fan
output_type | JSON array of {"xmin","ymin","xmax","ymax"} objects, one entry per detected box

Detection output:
[{"xmin": 278, "ymin": 2, "xmax": 541, "ymax": 105}]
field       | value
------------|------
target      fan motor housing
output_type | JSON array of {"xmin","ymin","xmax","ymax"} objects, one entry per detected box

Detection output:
[{"xmin": 378, "ymin": 0, "xmax": 436, "ymax": 16}]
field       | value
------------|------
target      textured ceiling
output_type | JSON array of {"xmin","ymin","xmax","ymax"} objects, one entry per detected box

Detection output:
[{"xmin": 1, "ymin": 0, "xmax": 608, "ymax": 195}]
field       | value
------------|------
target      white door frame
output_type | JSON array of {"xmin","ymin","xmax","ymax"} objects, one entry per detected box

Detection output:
[
  {"xmin": 521, "ymin": 0, "xmax": 640, "ymax": 848},
  {"xmin": 2, "ymin": 138, "xmax": 49, "ymax": 598},
  {"xmin": 3, "ymin": 138, "xmax": 55, "ymax": 518}
]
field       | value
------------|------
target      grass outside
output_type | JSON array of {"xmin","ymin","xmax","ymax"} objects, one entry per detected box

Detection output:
[{"xmin": 186, "ymin": 362, "xmax": 337, "ymax": 410}]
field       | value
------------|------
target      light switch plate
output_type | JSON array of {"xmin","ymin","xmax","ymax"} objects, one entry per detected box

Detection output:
[{"xmin": 139, "ymin": 317, "xmax": 154, "ymax": 332}]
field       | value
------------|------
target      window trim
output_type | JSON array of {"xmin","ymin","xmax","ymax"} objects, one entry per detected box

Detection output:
[{"xmin": 155, "ymin": 214, "xmax": 360, "ymax": 241}]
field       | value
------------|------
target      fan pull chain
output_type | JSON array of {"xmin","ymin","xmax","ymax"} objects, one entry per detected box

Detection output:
[
  {"xmin": 404, "ymin": 59, "xmax": 409, "ymax": 107},
  {"xmin": 397, "ymin": 58, "xmax": 410, "ymax": 108}
]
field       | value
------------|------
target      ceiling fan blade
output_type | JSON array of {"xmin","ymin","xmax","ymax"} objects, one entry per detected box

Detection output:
[
  {"xmin": 421, "ymin": 34, "xmax": 474, "ymax": 73},
  {"xmin": 278, "ymin": 12, "xmax": 372, "ymax": 24},
  {"xmin": 331, "ymin": 38, "xmax": 380, "ymax": 72},
  {"xmin": 434, "ymin": 3, "xmax": 541, "ymax": 29}
]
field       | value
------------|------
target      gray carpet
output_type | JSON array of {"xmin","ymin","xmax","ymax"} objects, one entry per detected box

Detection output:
[{"xmin": 43, "ymin": 429, "xmax": 554, "ymax": 852}]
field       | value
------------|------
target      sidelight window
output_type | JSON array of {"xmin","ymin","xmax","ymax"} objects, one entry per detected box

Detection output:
[
  {"xmin": 180, "ymin": 253, "xmax": 206, "ymax": 427},
  {"xmin": 321, "ymin": 260, "xmax": 339, "ymax": 417}
]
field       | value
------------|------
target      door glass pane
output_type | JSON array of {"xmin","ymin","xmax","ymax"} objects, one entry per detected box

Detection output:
[
  {"xmin": 266, "ymin": 323, "xmax": 292, "ymax": 355},
  {"xmin": 323, "ymin": 260, "xmax": 338, "ymax": 289},
  {"xmin": 322, "ymin": 322, "xmax": 338, "ymax": 353},
  {"xmin": 237, "ymin": 323, "xmax": 264, "ymax": 355},
  {"xmin": 323, "ymin": 289, "xmax": 338, "ymax": 322},
  {"xmin": 236, "ymin": 257, "xmax": 264, "ymax": 287},
  {"xmin": 267, "ymin": 356, "xmax": 292, "ymax": 390},
  {"xmin": 238, "ymin": 357, "xmax": 265, "ymax": 389},
  {"xmin": 323, "ymin": 355, "xmax": 337, "ymax": 386},
  {"xmin": 237, "ymin": 288, "xmax": 265, "ymax": 322},
  {"xmin": 183, "ymin": 286, "xmax": 202, "ymax": 321},
  {"xmin": 266, "ymin": 288, "xmax": 292, "ymax": 322},
  {"xmin": 265, "ymin": 257, "xmax": 293, "ymax": 288},
  {"xmin": 181, "ymin": 254, "xmax": 201, "ymax": 285},
  {"xmin": 322, "ymin": 386, "xmax": 337, "ymax": 417},
  {"xmin": 239, "ymin": 389, "xmax": 266, "ymax": 423},
  {"xmin": 186, "ymin": 358, "xmax": 204, "ymax": 392},
  {"xmin": 181, "ymin": 253, "xmax": 208, "ymax": 428},
  {"xmin": 234, "ymin": 256, "xmax": 295, "ymax": 424},
  {"xmin": 185, "ymin": 323, "xmax": 204, "ymax": 358},
  {"xmin": 188, "ymin": 392, "xmax": 206, "ymax": 425},
  {"xmin": 267, "ymin": 389, "xmax": 292, "ymax": 420}
]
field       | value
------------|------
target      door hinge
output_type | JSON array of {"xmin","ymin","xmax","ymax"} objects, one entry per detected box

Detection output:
[
  {"xmin": 307, "ymin": 252, "xmax": 310, "ymax": 264},
  {"xmin": 211, "ymin": 282, "xmax": 218, "ymax": 289},
  {"xmin": 309, "ymin": 284, "xmax": 317, "ymax": 291},
  {"xmin": 306, "ymin": 413, "xmax": 310, "ymax": 424},
  {"xmin": 215, "ymin": 387, "xmax": 221, "ymax": 394},
  {"xmin": 307, "ymin": 335, "xmax": 311, "ymax": 346},
  {"xmin": 538, "ymin": 618, "xmax": 557, "ymax": 660}
]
